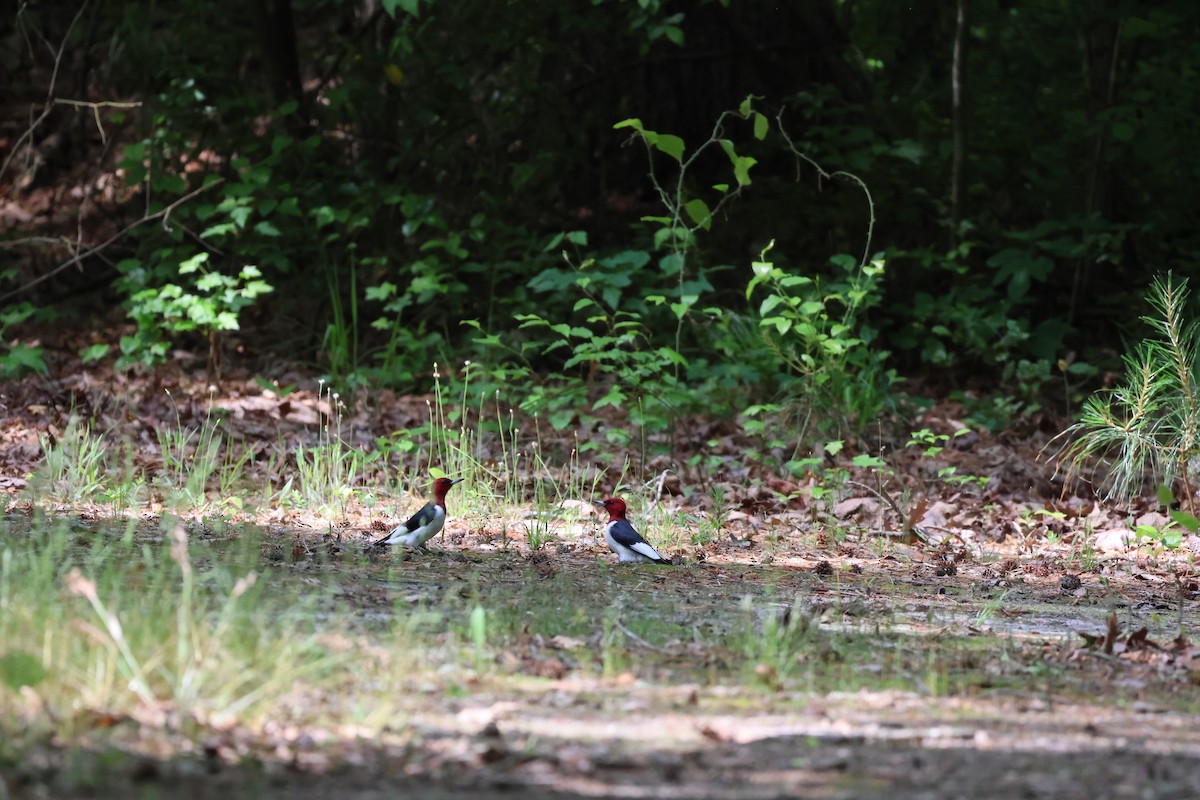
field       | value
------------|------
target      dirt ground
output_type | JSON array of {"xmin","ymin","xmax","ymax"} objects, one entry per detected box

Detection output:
[
  {"xmin": 15, "ymin": 714, "xmax": 1200, "ymax": 800},
  {"xmin": 6, "ymin": 525, "xmax": 1200, "ymax": 800},
  {"xmin": 4, "ymin": 355, "xmax": 1200, "ymax": 799}
]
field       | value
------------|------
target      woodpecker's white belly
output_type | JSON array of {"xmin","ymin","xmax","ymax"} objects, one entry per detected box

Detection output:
[
  {"xmin": 391, "ymin": 505, "xmax": 446, "ymax": 547},
  {"xmin": 605, "ymin": 520, "xmax": 665, "ymax": 562}
]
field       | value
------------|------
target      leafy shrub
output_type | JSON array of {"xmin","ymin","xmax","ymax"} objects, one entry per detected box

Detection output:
[
  {"xmin": 0, "ymin": 302, "xmax": 48, "ymax": 378},
  {"xmin": 746, "ymin": 242, "xmax": 894, "ymax": 436}
]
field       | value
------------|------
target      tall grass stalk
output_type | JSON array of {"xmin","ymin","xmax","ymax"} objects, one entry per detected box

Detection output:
[
  {"xmin": 34, "ymin": 416, "xmax": 108, "ymax": 503},
  {"xmin": 0, "ymin": 521, "xmax": 354, "ymax": 733},
  {"xmin": 1054, "ymin": 273, "xmax": 1200, "ymax": 511},
  {"xmin": 289, "ymin": 383, "xmax": 367, "ymax": 515},
  {"xmin": 156, "ymin": 394, "xmax": 224, "ymax": 509}
]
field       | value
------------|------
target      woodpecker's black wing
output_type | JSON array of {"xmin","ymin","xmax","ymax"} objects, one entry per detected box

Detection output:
[
  {"xmin": 609, "ymin": 519, "xmax": 671, "ymax": 563},
  {"xmin": 372, "ymin": 501, "xmax": 438, "ymax": 547}
]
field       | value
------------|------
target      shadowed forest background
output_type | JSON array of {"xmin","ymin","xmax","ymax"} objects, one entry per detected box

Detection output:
[{"xmin": 4, "ymin": 0, "xmax": 1197, "ymax": 430}]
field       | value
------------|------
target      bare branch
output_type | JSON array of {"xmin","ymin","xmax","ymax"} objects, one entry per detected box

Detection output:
[
  {"xmin": 0, "ymin": 179, "xmax": 226, "ymax": 304},
  {"xmin": 0, "ymin": 2, "xmax": 89, "ymax": 187}
]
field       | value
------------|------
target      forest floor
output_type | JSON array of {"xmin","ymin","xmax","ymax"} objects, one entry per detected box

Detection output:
[{"xmin": 3, "ymin": 342, "xmax": 1200, "ymax": 799}]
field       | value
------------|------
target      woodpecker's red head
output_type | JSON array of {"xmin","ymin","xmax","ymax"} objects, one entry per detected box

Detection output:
[
  {"xmin": 593, "ymin": 497, "xmax": 628, "ymax": 520},
  {"xmin": 433, "ymin": 477, "xmax": 463, "ymax": 505}
]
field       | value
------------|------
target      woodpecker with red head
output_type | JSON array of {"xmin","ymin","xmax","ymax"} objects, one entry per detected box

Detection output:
[
  {"xmin": 592, "ymin": 497, "xmax": 672, "ymax": 564},
  {"xmin": 373, "ymin": 477, "xmax": 463, "ymax": 548}
]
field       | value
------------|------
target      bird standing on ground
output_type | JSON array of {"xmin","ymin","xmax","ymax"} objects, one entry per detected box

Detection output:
[
  {"xmin": 373, "ymin": 477, "xmax": 463, "ymax": 548},
  {"xmin": 592, "ymin": 497, "xmax": 672, "ymax": 564}
]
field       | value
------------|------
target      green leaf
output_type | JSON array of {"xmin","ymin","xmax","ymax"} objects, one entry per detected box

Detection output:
[
  {"xmin": 890, "ymin": 139, "xmax": 924, "ymax": 163},
  {"xmin": 751, "ymin": 260, "xmax": 774, "ymax": 278},
  {"xmin": 229, "ymin": 206, "xmax": 252, "ymax": 228},
  {"xmin": 593, "ymin": 385, "xmax": 626, "ymax": 410},
  {"xmin": 254, "ymin": 221, "xmax": 281, "ymax": 237},
  {"xmin": 613, "ymin": 118, "xmax": 645, "ymax": 132},
  {"xmin": 653, "ymin": 133, "xmax": 685, "ymax": 162},
  {"xmin": 242, "ymin": 280, "xmax": 274, "ymax": 298},
  {"xmin": 367, "ymin": 282, "xmax": 397, "ymax": 301},
  {"xmin": 80, "ymin": 343, "xmax": 110, "ymax": 363},
  {"xmin": 670, "ymin": 301, "xmax": 693, "ymax": 319},
  {"xmin": 0, "ymin": 650, "xmax": 47, "ymax": 690},
  {"xmin": 195, "ymin": 272, "xmax": 227, "ymax": 292},
  {"xmin": 313, "ymin": 206, "xmax": 337, "ymax": 229},
  {"xmin": 684, "ymin": 198, "xmax": 711, "ymax": 230},
  {"xmin": 718, "ymin": 138, "xmax": 737, "ymax": 163},
  {"xmin": 200, "ymin": 223, "xmax": 237, "ymax": 239},
  {"xmin": 179, "ymin": 253, "xmax": 209, "ymax": 274},
  {"xmin": 851, "ymin": 454, "xmax": 886, "ymax": 469},
  {"xmin": 718, "ymin": 140, "xmax": 755, "ymax": 185},
  {"xmin": 656, "ymin": 346, "xmax": 688, "ymax": 367},
  {"xmin": 599, "ymin": 249, "xmax": 650, "ymax": 272},
  {"xmin": 1, "ymin": 344, "xmax": 47, "ymax": 375},
  {"xmin": 1170, "ymin": 510, "xmax": 1200, "ymax": 533},
  {"xmin": 733, "ymin": 155, "xmax": 756, "ymax": 187},
  {"xmin": 753, "ymin": 112, "xmax": 768, "ymax": 140}
]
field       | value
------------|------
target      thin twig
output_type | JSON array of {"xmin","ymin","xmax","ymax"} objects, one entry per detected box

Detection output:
[
  {"xmin": 0, "ymin": 179, "xmax": 225, "ymax": 303},
  {"xmin": 776, "ymin": 107, "xmax": 876, "ymax": 267},
  {"xmin": 55, "ymin": 99, "xmax": 143, "ymax": 146},
  {"xmin": 653, "ymin": 469, "xmax": 670, "ymax": 504},
  {"xmin": 0, "ymin": 1, "xmax": 88, "ymax": 187},
  {"xmin": 846, "ymin": 479, "xmax": 905, "ymax": 523}
]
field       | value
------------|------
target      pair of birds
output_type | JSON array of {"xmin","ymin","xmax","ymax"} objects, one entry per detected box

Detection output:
[{"xmin": 371, "ymin": 476, "xmax": 672, "ymax": 564}]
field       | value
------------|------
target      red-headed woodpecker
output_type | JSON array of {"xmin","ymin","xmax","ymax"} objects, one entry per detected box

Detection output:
[
  {"xmin": 373, "ymin": 477, "xmax": 464, "ymax": 548},
  {"xmin": 592, "ymin": 497, "xmax": 672, "ymax": 564}
]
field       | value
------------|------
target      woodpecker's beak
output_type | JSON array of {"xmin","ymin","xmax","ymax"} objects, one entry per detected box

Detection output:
[
  {"xmin": 591, "ymin": 499, "xmax": 605, "ymax": 508},
  {"xmin": 449, "ymin": 478, "xmax": 465, "ymax": 486}
]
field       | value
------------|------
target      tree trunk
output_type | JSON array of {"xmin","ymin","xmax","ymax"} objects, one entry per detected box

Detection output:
[
  {"xmin": 254, "ymin": 0, "xmax": 307, "ymax": 118},
  {"xmin": 950, "ymin": 0, "xmax": 968, "ymax": 248}
]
